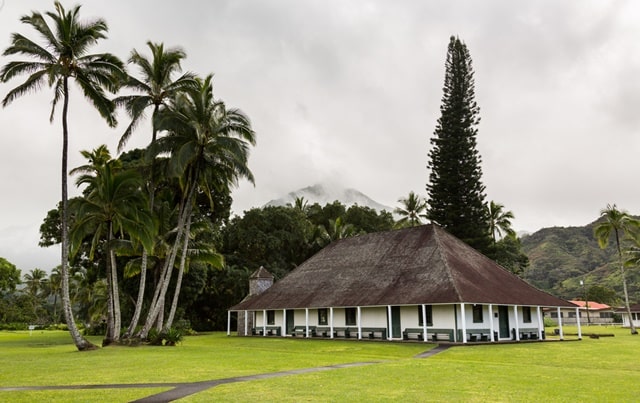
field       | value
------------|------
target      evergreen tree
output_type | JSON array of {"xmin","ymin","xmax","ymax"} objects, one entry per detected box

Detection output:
[{"xmin": 426, "ymin": 36, "xmax": 491, "ymax": 253}]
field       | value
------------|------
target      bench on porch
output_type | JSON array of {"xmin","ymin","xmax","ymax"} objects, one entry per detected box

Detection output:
[
  {"xmin": 291, "ymin": 326, "xmax": 316, "ymax": 337},
  {"xmin": 332, "ymin": 327, "xmax": 353, "ymax": 338},
  {"xmin": 514, "ymin": 327, "xmax": 542, "ymax": 340},
  {"xmin": 359, "ymin": 327, "xmax": 387, "ymax": 339},
  {"xmin": 458, "ymin": 328, "xmax": 492, "ymax": 342},
  {"xmin": 252, "ymin": 326, "xmax": 281, "ymax": 336},
  {"xmin": 315, "ymin": 326, "xmax": 332, "ymax": 337},
  {"xmin": 403, "ymin": 328, "xmax": 426, "ymax": 340},
  {"xmin": 419, "ymin": 328, "xmax": 455, "ymax": 342}
]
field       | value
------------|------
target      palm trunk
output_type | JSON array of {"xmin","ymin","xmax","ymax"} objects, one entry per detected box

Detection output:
[
  {"xmin": 110, "ymin": 248, "xmax": 121, "ymax": 340},
  {"xmin": 60, "ymin": 78, "xmax": 96, "ymax": 351},
  {"xmin": 124, "ymin": 249, "xmax": 148, "ymax": 338},
  {"xmin": 616, "ymin": 232, "xmax": 638, "ymax": 334},
  {"xmin": 164, "ymin": 204, "xmax": 193, "ymax": 330},
  {"xmin": 124, "ymin": 163, "xmax": 157, "ymax": 338},
  {"xmin": 137, "ymin": 185, "xmax": 193, "ymax": 339}
]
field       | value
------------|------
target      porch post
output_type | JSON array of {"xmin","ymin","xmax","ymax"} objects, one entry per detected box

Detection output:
[
  {"xmin": 576, "ymin": 307, "xmax": 582, "ymax": 340},
  {"xmin": 262, "ymin": 310, "xmax": 267, "ymax": 336},
  {"xmin": 387, "ymin": 305, "xmax": 392, "ymax": 340},
  {"xmin": 489, "ymin": 304, "xmax": 495, "ymax": 342},
  {"xmin": 227, "ymin": 311, "xmax": 231, "ymax": 336},
  {"xmin": 357, "ymin": 306, "xmax": 362, "ymax": 339},
  {"xmin": 557, "ymin": 307, "xmax": 564, "ymax": 340},
  {"xmin": 283, "ymin": 309, "xmax": 287, "ymax": 336},
  {"xmin": 244, "ymin": 310, "xmax": 248, "ymax": 336},
  {"xmin": 513, "ymin": 306, "xmax": 520, "ymax": 341},
  {"xmin": 330, "ymin": 307, "xmax": 334, "ymax": 339},
  {"xmin": 305, "ymin": 308, "xmax": 310, "ymax": 338},
  {"xmin": 536, "ymin": 306, "xmax": 543, "ymax": 340},
  {"xmin": 421, "ymin": 304, "xmax": 428, "ymax": 342},
  {"xmin": 460, "ymin": 303, "xmax": 467, "ymax": 343}
]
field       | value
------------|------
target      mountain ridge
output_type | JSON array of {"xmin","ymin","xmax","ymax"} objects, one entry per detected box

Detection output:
[{"xmin": 265, "ymin": 183, "xmax": 394, "ymax": 212}]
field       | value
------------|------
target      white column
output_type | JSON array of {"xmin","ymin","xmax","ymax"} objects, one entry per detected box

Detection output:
[
  {"xmin": 305, "ymin": 308, "xmax": 309, "ymax": 338},
  {"xmin": 557, "ymin": 307, "xmax": 564, "ymax": 340},
  {"xmin": 227, "ymin": 311, "xmax": 231, "ymax": 336},
  {"xmin": 576, "ymin": 307, "xmax": 582, "ymax": 340},
  {"xmin": 262, "ymin": 310, "xmax": 267, "ymax": 336},
  {"xmin": 283, "ymin": 309, "xmax": 287, "ymax": 336},
  {"xmin": 244, "ymin": 311, "xmax": 248, "ymax": 336},
  {"xmin": 460, "ymin": 303, "xmax": 467, "ymax": 343},
  {"xmin": 330, "ymin": 307, "xmax": 334, "ymax": 339},
  {"xmin": 357, "ymin": 306, "xmax": 362, "ymax": 339},
  {"xmin": 387, "ymin": 305, "xmax": 392, "ymax": 340},
  {"xmin": 489, "ymin": 304, "xmax": 495, "ymax": 342},
  {"xmin": 513, "ymin": 306, "xmax": 520, "ymax": 341},
  {"xmin": 421, "ymin": 304, "xmax": 428, "ymax": 342},
  {"xmin": 536, "ymin": 306, "xmax": 543, "ymax": 340}
]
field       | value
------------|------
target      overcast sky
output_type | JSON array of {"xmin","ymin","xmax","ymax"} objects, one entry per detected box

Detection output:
[{"xmin": 1, "ymin": 0, "xmax": 639, "ymax": 271}]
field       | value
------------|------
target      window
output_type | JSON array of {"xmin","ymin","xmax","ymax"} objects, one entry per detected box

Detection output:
[
  {"xmin": 568, "ymin": 312, "xmax": 576, "ymax": 318},
  {"xmin": 345, "ymin": 308, "xmax": 357, "ymax": 326},
  {"xmin": 418, "ymin": 305, "xmax": 433, "ymax": 326},
  {"xmin": 318, "ymin": 308, "xmax": 328, "ymax": 325},
  {"xmin": 267, "ymin": 310, "xmax": 275, "ymax": 325},
  {"xmin": 472, "ymin": 304, "xmax": 483, "ymax": 323},
  {"xmin": 599, "ymin": 312, "xmax": 613, "ymax": 319},
  {"xmin": 550, "ymin": 312, "xmax": 558, "ymax": 318},
  {"xmin": 522, "ymin": 306, "xmax": 532, "ymax": 323}
]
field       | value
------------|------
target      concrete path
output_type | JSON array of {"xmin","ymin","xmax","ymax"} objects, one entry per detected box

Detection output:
[{"xmin": 1, "ymin": 346, "xmax": 448, "ymax": 402}]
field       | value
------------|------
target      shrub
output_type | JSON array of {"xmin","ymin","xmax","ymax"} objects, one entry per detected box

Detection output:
[
  {"xmin": 163, "ymin": 328, "xmax": 184, "ymax": 346},
  {"xmin": 146, "ymin": 328, "xmax": 164, "ymax": 346}
]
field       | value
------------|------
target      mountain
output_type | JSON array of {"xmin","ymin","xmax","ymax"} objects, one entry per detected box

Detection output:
[
  {"xmin": 265, "ymin": 183, "xmax": 393, "ymax": 213},
  {"xmin": 520, "ymin": 219, "xmax": 639, "ymax": 304}
]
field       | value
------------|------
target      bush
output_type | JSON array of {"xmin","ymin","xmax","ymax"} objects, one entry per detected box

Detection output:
[
  {"xmin": 146, "ymin": 328, "xmax": 164, "ymax": 346},
  {"xmin": 0, "ymin": 322, "xmax": 28, "ymax": 331},
  {"xmin": 163, "ymin": 328, "xmax": 184, "ymax": 346}
]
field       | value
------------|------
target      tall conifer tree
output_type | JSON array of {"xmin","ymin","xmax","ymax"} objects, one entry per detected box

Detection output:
[{"xmin": 426, "ymin": 36, "xmax": 491, "ymax": 253}]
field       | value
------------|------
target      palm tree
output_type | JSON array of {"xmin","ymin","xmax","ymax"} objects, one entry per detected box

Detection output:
[
  {"xmin": 394, "ymin": 191, "xmax": 427, "ymax": 228},
  {"xmin": 0, "ymin": 2, "xmax": 124, "ymax": 351},
  {"xmin": 594, "ymin": 204, "xmax": 639, "ymax": 335},
  {"xmin": 487, "ymin": 201, "xmax": 516, "ymax": 243},
  {"xmin": 115, "ymin": 41, "xmax": 196, "ymax": 149},
  {"xmin": 314, "ymin": 217, "xmax": 357, "ymax": 247},
  {"xmin": 115, "ymin": 42, "xmax": 195, "ymax": 338},
  {"xmin": 23, "ymin": 268, "xmax": 48, "ymax": 323},
  {"xmin": 138, "ymin": 74, "xmax": 255, "ymax": 337},
  {"xmin": 70, "ymin": 146, "xmax": 155, "ymax": 344},
  {"xmin": 43, "ymin": 267, "xmax": 63, "ymax": 323}
]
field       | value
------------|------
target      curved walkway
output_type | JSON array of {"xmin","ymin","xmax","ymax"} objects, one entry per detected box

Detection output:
[{"xmin": 0, "ymin": 346, "xmax": 451, "ymax": 402}]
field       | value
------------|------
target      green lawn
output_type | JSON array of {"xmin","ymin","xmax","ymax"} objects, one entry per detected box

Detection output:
[{"xmin": 0, "ymin": 327, "xmax": 637, "ymax": 402}]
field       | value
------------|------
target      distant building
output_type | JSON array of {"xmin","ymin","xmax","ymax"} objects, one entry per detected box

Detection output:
[
  {"xmin": 546, "ymin": 301, "xmax": 617, "ymax": 325},
  {"xmin": 229, "ymin": 225, "xmax": 579, "ymax": 343},
  {"xmin": 615, "ymin": 304, "xmax": 640, "ymax": 328}
]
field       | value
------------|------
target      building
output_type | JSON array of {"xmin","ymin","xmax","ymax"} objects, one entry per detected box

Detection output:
[
  {"xmin": 546, "ymin": 301, "xmax": 617, "ymax": 325},
  {"xmin": 615, "ymin": 304, "xmax": 640, "ymax": 328},
  {"xmin": 228, "ymin": 225, "xmax": 580, "ymax": 343}
]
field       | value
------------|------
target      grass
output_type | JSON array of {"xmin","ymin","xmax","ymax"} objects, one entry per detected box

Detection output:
[{"xmin": 1, "ymin": 326, "xmax": 638, "ymax": 402}]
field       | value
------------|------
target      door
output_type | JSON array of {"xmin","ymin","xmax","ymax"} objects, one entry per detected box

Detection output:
[
  {"xmin": 389, "ymin": 306, "xmax": 402, "ymax": 338},
  {"xmin": 285, "ymin": 310, "xmax": 295, "ymax": 335},
  {"xmin": 498, "ymin": 305, "xmax": 510, "ymax": 339}
]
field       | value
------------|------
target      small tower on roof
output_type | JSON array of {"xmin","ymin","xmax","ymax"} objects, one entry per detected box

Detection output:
[
  {"xmin": 237, "ymin": 266, "xmax": 273, "ymax": 336},
  {"xmin": 249, "ymin": 266, "xmax": 274, "ymax": 296}
]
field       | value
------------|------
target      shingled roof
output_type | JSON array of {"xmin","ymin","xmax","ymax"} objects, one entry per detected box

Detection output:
[{"xmin": 231, "ymin": 224, "xmax": 575, "ymax": 311}]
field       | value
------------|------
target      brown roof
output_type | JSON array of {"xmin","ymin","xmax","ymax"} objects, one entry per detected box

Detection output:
[
  {"xmin": 615, "ymin": 304, "xmax": 640, "ymax": 313},
  {"xmin": 231, "ymin": 224, "xmax": 576, "ymax": 310}
]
